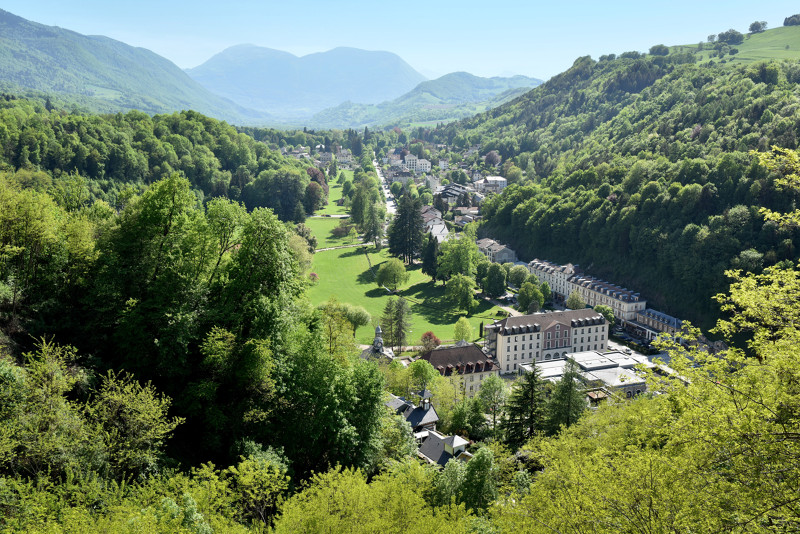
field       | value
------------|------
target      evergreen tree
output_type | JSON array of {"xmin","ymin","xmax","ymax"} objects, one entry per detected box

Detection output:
[
  {"xmin": 545, "ymin": 359, "xmax": 586, "ymax": 435},
  {"xmin": 393, "ymin": 297, "xmax": 412, "ymax": 351},
  {"xmin": 421, "ymin": 234, "xmax": 439, "ymax": 281},
  {"xmin": 388, "ymin": 193, "xmax": 424, "ymax": 264},
  {"xmin": 361, "ymin": 201, "xmax": 385, "ymax": 248},
  {"xmin": 478, "ymin": 374, "xmax": 507, "ymax": 437},
  {"xmin": 501, "ymin": 367, "xmax": 547, "ymax": 449}
]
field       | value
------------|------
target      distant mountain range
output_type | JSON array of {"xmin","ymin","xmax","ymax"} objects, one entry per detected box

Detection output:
[
  {"xmin": 0, "ymin": 9, "xmax": 264, "ymax": 123},
  {"xmin": 185, "ymin": 45, "xmax": 428, "ymax": 119},
  {"xmin": 0, "ymin": 8, "xmax": 542, "ymax": 128},
  {"xmin": 308, "ymin": 72, "xmax": 543, "ymax": 128}
]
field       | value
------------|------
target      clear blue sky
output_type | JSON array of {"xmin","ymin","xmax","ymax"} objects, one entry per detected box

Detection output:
[{"xmin": 3, "ymin": 1, "xmax": 798, "ymax": 79}]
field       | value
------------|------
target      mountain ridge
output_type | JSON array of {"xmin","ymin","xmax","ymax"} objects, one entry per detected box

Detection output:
[
  {"xmin": 0, "ymin": 8, "xmax": 266, "ymax": 123},
  {"xmin": 185, "ymin": 44, "xmax": 428, "ymax": 119}
]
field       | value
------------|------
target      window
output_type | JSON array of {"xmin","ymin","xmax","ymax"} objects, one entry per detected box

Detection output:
[
  {"xmin": 537, "ymin": 333, "xmax": 540, "ymax": 339},
  {"xmin": 514, "ymin": 336, "xmax": 518, "ymax": 342},
  {"xmin": 514, "ymin": 345, "xmax": 518, "ymax": 351},
  {"xmin": 522, "ymin": 335, "xmax": 526, "ymax": 341},
  {"xmin": 506, "ymin": 364, "xmax": 509, "ymax": 371},
  {"xmin": 547, "ymin": 332, "xmax": 551, "ymax": 340},
  {"xmin": 546, "ymin": 341, "xmax": 550, "ymax": 349},
  {"xmin": 563, "ymin": 330, "xmax": 569, "ymax": 338}
]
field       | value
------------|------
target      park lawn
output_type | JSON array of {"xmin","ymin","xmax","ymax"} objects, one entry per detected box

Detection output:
[
  {"xmin": 315, "ymin": 183, "xmax": 348, "ymax": 216},
  {"xmin": 305, "ymin": 216, "xmax": 358, "ymax": 249},
  {"xmin": 307, "ymin": 246, "xmax": 507, "ymax": 345}
]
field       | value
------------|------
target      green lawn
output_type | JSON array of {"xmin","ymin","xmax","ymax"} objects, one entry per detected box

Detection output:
[
  {"xmin": 305, "ymin": 216, "xmax": 358, "ymax": 249},
  {"xmin": 315, "ymin": 183, "xmax": 348, "ymax": 216},
  {"xmin": 307, "ymin": 246, "xmax": 507, "ymax": 345}
]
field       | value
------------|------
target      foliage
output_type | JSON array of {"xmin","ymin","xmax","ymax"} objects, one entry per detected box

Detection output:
[
  {"xmin": 388, "ymin": 193, "xmax": 424, "ymax": 264},
  {"xmin": 500, "ymin": 367, "xmax": 547, "ymax": 449},
  {"xmin": 446, "ymin": 274, "xmax": 477, "ymax": 315},
  {"xmin": 483, "ymin": 263, "xmax": 506, "ymax": 298},
  {"xmin": 593, "ymin": 304, "xmax": 615, "ymax": 327},
  {"xmin": 565, "ymin": 290, "xmax": 586, "ymax": 310},
  {"xmin": 517, "ymin": 282, "xmax": 544, "ymax": 313},
  {"xmin": 376, "ymin": 257, "xmax": 409, "ymax": 291},
  {"xmin": 453, "ymin": 317, "xmax": 473, "ymax": 342},
  {"xmin": 477, "ymin": 374, "xmax": 506, "ymax": 436},
  {"xmin": 544, "ymin": 360, "xmax": 586, "ymax": 435},
  {"xmin": 507, "ymin": 265, "xmax": 530, "ymax": 287},
  {"xmin": 420, "ymin": 330, "xmax": 442, "ymax": 352}
]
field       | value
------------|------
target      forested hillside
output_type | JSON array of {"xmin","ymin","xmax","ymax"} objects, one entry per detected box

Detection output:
[
  {"xmin": 432, "ymin": 49, "xmax": 800, "ymax": 326},
  {"xmin": 0, "ymin": 96, "xmax": 330, "ymax": 222},
  {"xmin": 0, "ymin": 9, "xmax": 264, "ymax": 123},
  {"xmin": 309, "ymin": 72, "xmax": 542, "ymax": 128}
]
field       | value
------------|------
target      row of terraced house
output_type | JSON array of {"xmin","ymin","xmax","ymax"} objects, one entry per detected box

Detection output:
[{"xmin": 526, "ymin": 259, "xmax": 683, "ymax": 341}]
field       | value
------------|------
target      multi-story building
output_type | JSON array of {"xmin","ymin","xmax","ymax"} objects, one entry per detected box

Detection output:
[
  {"xmin": 474, "ymin": 176, "xmax": 507, "ymax": 194},
  {"xmin": 527, "ymin": 259, "xmax": 646, "ymax": 325},
  {"xmin": 527, "ymin": 260, "xmax": 578, "ymax": 302},
  {"xmin": 484, "ymin": 309, "xmax": 609, "ymax": 374},
  {"xmin": 476, "ymin": 238, "xmax": 518, "ymax": 264},
  {"xmin": 420, "ymin": 341, "xmax": 500, "ymax": 397},
  {"xmin": 439, "ymin": 159, "xmax": 449, "ymax": 171},
  {"xmin": 632, "ymin": 308, "xmax": 682, "ymax": 341},
  {"xmin": 404, "ymin": 154, "xmax": 418, "ymax": 172},
  {"xmin": 417, "ymin": 159, "xmax": 432, "ymax": 173}
]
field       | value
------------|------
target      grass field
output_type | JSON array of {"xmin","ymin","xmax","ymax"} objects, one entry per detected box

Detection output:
[
  {"xmin": 673, "ymin": 25, "xmax": 800, "ymax": 65},
  {"xmin": 307, "ymin": 246, "xmax": 507, "ymax": 345},
  {"xmin": 315, "ymin": 183, "xmax": 348, "ymax": 216},
  {"xmin": 305, "ymin": 216, "xmax": 358, "ymax": 249}
]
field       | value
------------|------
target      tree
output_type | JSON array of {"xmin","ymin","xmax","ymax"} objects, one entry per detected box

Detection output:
[
  {"xmin": 508, "ymin": 265, "xmax": 530, "ymax": 288},
  {"xmin": 381, "ymin": 297, "xmax": 411, "ymax": 352},
  {"xmin": 649, "ymin": 44, "xmax": 669, "ymax": 56},
  {"xmin": 421, "ymin": 234, "xmax": 439, "ymax": 281},
  {"xmin": 500, "ymin": 367, "xmax": 547, "ymax": 449},
  {"xmin": 390, "ymin": 181, "xmax": 403, "ymax": 197},
  {"xmin": 785, "ymin": 14, "xmax": 800, "ymax": 26},
  {"xmin": 433, "ymin": 456, "xmax": 466, "ymax": 506},
  {"xmin": 342, "ymin": 304, "xmax": 371, "ymax": 337},
  {"xmin": 436, "ymin": 232, "xmax": 479, "ymax": 281},
  {"xmin": 478, "ymin": 374, "xmax": 507, "ymax": 437},
  {"xmin": 387, "ymin": 194, "xmax": 424, "ymax": 264},
  {"xmin": 483, "ymin": 263, "xmax": 506, "ymax": 298},
  {"xmin": 545, "ymin": 360, "xmax": 586, "ymax": 435},
  {"xmin": 446, "ymin": 274, "xmax": 476, "ymax": 315},
  {"xmin": 376, "ymin": 258, "xmax": 409, "ymax": 291},
  {"xmin": 380, "ymin": 298, "xmax": 397, "ymax": 352},
  {"xmin": 453, "ymin": 317, "xmax": 473, "ymax": 342},
  {"xmin": 717, "ymin": 29, "xmax": 744, "ymax": 45},
  {"xmin": 566, "ymin": 290, "xmax": 586, "ymax": 310},
  {"xmin": 361, "ymin": 201, "xmax": 385, "ymax": 248},
  {"xmin": 461, "ymin": 446, "xmax": 498, "ymax": 512},
  {"xmin": 409, "ymin": 359, "xmax": 438, "ymax": 394},
  {"xmin": 749, "ymin": 21, "xmax": 767, "ymax": 33},
  {"xmin": 420, "ymin": 331, "xmax": 441, "ymax": 353},
  {"xmin": 540, "ymin": 282, "xmax": 552, "ymax": 303},
  {"xmin": 319, "ymin": 298, "xmax": 357, "ymax": 361},
  {"xmin": 517, "ymin": 282, "xmax": 544, "ymax": 313},
  {"xmin": 448, "ymin": 397, "xmax": 487, "ymax": 439},
  {"xmin": 594, "ymin": 304, "xmax": 615, "ymax": 328}
]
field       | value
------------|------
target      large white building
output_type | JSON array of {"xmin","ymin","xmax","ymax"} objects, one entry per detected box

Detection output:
[
  {"xmin": 484, "ymin": 309, "xmax": 609, "ymax": 374},
  {"xmin": 528, "ymin": 259, "xmax": 646, "ymax": 324}
]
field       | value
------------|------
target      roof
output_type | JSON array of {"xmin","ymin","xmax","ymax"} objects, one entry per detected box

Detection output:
[
  {"xmin": 385, "ymin": 394, "xmax": 439, "ymax": 430},
  {"xmin": 485, "ymin": 309, "xmax": 606, "ymax": 336},
  {"xmin": 420, "ymin": 343, "xmax": 499, "ymax": 376},
  {"xmin": 418, "ymin": 430, "xmax": 469, "ymax": 467}
]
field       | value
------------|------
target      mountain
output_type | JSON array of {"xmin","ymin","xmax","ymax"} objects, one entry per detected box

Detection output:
[
  {"xmin": 0, "ymin": 9, "xmax": 266, "ymax": 123},
  {"xmin": 430, "ymin": 25, "xmax": 800, "ymax": 328},
  {"xmin": 308, "ymin": 71, "xmax": 543, "ymax": 128},
  {"xmin": 185, "ymin": 44, "xmax": 427, "ymax": 119}
]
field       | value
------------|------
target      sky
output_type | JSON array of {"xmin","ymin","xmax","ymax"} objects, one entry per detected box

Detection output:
[{"xmin": 3, "ymin": 1, "xmax": 799, "ymax": 80}]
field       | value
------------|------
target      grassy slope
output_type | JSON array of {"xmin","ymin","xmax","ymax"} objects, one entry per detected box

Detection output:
[
  {"xmin": 304, "ymin": 217, "xmax": 355, "ymax": 249},
  {"xmin": 672, "ymin": 25, "xmax": 800, "ymax": 64},
  {"xmin": 314, "ymin": 182, "xmax": 349, "ymax": 216},
  {"xmin": 307, "ymin": 246, "xmax": 505, "ymax": 345}
]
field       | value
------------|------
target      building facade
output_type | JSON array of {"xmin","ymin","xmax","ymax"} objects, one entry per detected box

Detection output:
[
  {"xmin": 484, "ymin": 309, "xmax": 609, "ymax": 374},
  {"xmin": 527, "ymin": 259, "xmax": 646, "ymax": 324},
  {"xmin": 420, "ymin": 342, "xmax": 500, "ymax": 397}
]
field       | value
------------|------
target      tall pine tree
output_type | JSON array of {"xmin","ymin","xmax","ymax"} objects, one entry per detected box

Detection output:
[
  {"xmin": 501, "ymin": 365, "xmax": 547, "ymax": 449},
  {"xmin": 388, "ymin": 193, "xmax": 423, "ymax": 264}
]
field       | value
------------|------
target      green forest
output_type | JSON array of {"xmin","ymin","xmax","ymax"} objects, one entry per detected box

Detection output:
[{"xmin": 428, "ymin": 51, "xmax": 800, "ymax": 327}]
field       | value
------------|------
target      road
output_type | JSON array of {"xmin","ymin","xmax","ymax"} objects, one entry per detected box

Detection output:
[{"xmin": 374, "ymin": 159, "xmax": 396, "ymax": 216}]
